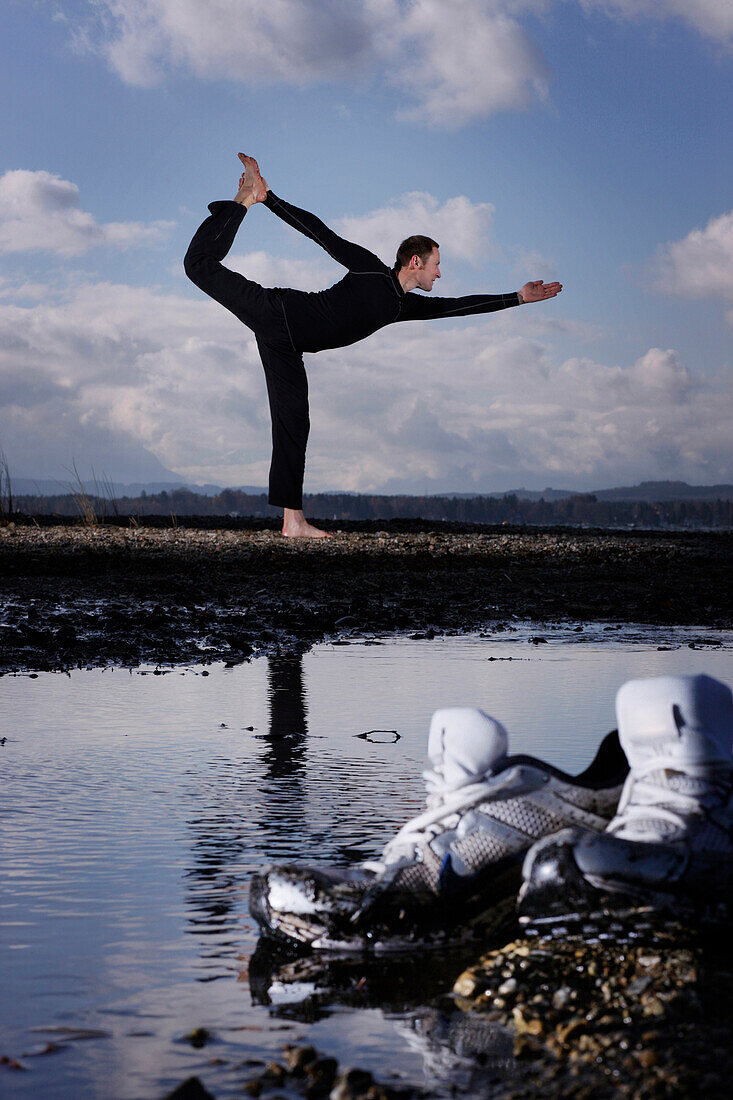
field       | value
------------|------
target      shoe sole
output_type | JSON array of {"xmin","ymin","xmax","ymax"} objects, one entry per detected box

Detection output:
[
  {"xmin": 518, "ymin": 836, "xmax": 733, "ymax": 931},
  {"xmin": 251, "ymin": 861, "xmax": 522, "ymax": 953}
]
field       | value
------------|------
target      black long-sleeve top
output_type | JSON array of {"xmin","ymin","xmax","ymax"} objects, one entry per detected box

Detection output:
[{"xmin": 185, "ymin": 190, "xmax": 521, "ymax": 354}]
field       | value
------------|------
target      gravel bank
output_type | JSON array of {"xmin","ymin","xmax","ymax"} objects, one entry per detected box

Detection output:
[
  {"xmin": 1, "ymin": 519, "xmax": 731, "ymax": 673},
  {"xmin": 451, "ymin": 921, "xmax": 733, "ymax": 1098}
]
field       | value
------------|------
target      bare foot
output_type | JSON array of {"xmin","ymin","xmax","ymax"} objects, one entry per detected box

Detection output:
[
  {"xmin": 282, "ymin": 508, "xmax": 334, "ymax": 539},
  {"xmin": 236, "ymin": 153, "xmax": 267, "ymax": 205}
]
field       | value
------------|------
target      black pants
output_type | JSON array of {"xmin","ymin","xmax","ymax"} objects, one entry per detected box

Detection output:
[
  {"xmin": 255, "ymin": 330, "xmax": 309, "ymax": 511},
  {"xmin": 184, "ymin": 212, "xmax": 309, "ymax": 510}
]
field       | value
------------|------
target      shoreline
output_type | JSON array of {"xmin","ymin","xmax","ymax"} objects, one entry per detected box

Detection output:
[{"xmin": 1, "ymin": 520, "xmax": 731, "ymax": 673}]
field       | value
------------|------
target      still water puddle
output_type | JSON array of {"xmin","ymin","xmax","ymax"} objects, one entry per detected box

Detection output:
[{"xmin": 1, "ymin": 625, "xmax": 732, "ymax": 1098}]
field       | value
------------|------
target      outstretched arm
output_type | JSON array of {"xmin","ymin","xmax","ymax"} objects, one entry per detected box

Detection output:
[
  {"xmin": 399, "ymin": 290, "xmax": 522, "ymax": 321},
  {"xmin": 399, "ymin": 279, "xmax": 562, "ymax": 322}
]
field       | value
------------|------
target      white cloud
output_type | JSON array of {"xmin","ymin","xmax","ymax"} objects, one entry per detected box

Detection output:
[
  {"xmin": 627, "ymin": 347, "xmax": 694, "ymax": 397},
  {"xmin": 1, "ymin": 273, "xmax": 731, "ymax": 491},
  {"xmin": 0, "ymin": 170, "xmax": 174, "ymax": 255},
  {"xmin": 513, "ymin": 249, "xmax": 560, "ymax": 283},
  {"xmin": 228, "ymin": 250, "xmax": 339, "ymax": 292},
  {"xmin": 79, "ymin": 0, "xmax": 378, "ymax": 87},
  {"xmin": 336, "ymin": 191, "xmax": 496, "ymax": 267},
  {"xmin": 0, "ymin": 276, "xmax": 51, "ymax": 302},
  {"xmin": 80, "ymin": 0, "xmax": 551, "ymax": 123},
  {"xmin": 577, "ymin": 0, "xmax": 733, "ymax": 47},
  {"xmin": 653, "ymin": 211, "xmax": 733, "ymax": 321},
  {"xmin": 0, "ymin": 280, "xmax": 272, "ymax": 484},
  {"xmin": 290, "ymin": 322, "xmax": 732, "ymax": 492},
  {"xmin": 551, "ymin": 347, "xmax": 694, "ymax": 406},
  {"xmin": 79, "ymin": 0, "xmax": 733, "ymax": 129},
  {"xmin": 386, "ymin": 0, "xmax": 551, "ymax": 125}
]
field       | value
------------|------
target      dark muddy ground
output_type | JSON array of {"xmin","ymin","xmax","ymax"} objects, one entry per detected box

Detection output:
[{"xmin": 1, "ymin": 516, "xmax": 730, "ymax": 673}]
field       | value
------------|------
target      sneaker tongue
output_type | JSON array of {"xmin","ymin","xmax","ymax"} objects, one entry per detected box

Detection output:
[
  {"xmin": 616, "ymin": 674, "xmax": 733, "ymax": 774},
  {"xmin": 428, "ymin": 708, "xmax": 508, "ymax": 789}
]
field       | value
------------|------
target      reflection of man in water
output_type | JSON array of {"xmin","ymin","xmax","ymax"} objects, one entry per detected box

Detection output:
[
  {"xmin": 184, "ymin": 154, "xmax": 562, "ymax": 539},
  {"xmin": 265, "ymin": 655, "xmax": 309, "ymax": 777},
  {"xmin": 183, "ymin": 655, "xmax": 310, "ymax": 965}
]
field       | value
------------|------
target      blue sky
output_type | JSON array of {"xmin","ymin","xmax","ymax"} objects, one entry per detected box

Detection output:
[{"xmin": 1, "ymin": 0, "xmax": 732, "ymax": 494}]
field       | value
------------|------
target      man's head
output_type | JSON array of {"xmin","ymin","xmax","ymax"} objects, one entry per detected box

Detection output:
[{"xmin": 394, "ymin": 235, "xmax": 441, "ymax": 291}]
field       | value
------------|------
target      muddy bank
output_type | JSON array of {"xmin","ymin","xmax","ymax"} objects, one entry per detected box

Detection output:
[
  {"xmin": 451, "ymin": 920, "xmax": 733, "ymax": 1098},
  {"xmin": 1, "ymin": 518, "xmax": 731, "ymax": 673}
]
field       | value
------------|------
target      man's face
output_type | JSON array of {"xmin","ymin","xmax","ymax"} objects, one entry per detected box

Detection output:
[{"xmin": 415, "ymin": 248, "xmax": 441, "ymax": 291}]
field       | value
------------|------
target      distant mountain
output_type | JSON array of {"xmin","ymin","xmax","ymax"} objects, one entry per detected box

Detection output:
[
  {"xmin": 441, "ymin": 482, "xmax": 733, "ymax": 503},
  {"xmin": 592, "ymin": 481, "xmax": 733, "ymax": 502}
]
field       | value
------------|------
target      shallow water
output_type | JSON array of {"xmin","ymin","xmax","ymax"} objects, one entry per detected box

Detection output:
[{"xmin": 1, "ymin": 624, "xmax": 732, "ymax": 1098}]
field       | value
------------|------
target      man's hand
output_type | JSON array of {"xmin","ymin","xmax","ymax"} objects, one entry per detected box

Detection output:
[{"xmin": 518, "ymin": 280, "xmax": 563, "ymax": 303}]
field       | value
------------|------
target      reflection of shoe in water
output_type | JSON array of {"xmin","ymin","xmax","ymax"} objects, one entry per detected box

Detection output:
[
  {"xmin": 249, "ymin": 707, "xmax": 628, "ymax": 951},
  {"xmin": 247, "ymin": 944, "xmax": 520, "ymax": 1093},
  {"xmin": 247, "ymin": 935, "xmax": 482, "ymax": 1015},
  {"xmin": 519, "ymin": 674, "xmax": 733, "ymax": 928},
  {"xmin": 392, "ymin": 1007, "xmax": 516, "ymax": 1093}
]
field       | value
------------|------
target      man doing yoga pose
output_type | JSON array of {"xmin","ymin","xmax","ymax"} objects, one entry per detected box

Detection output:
[{"xmin": 184, "ymin": 155, "xmax": 562, "ymax": 538}]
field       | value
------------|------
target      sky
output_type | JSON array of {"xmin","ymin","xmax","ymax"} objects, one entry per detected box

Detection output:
[{"xmin": 1, "ymin": 0, "xmax": 732, "ymax": 496}]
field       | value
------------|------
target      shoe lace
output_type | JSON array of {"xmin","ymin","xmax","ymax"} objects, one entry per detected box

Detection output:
[
  {"xmin": 362, "ymin": 765, "xmax": 515, "ymax": 874},
  {"xmin": 609, "ymin": 765, "xmax": 733, "ymax": 839}
]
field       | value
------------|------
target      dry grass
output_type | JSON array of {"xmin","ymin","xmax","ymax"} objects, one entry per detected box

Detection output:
[
  {"xmin": 0, "ymin": 447, "xmax": 13, "ymax": 522},
  {"xmin": 65, "ymin": 462, "xmax": 120, "ymax": 525}
]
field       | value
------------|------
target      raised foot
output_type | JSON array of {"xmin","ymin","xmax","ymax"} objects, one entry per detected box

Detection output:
[
  {"xmin": 236, "ymin": 153, "xmax": 267, "ymax": 204},
  {"xmin": 281, "ymin": 508, "xmax": 334, "ymax": 539}
]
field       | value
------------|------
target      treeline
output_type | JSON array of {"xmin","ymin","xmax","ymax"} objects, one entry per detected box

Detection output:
[{"xmin": 11, "ymin": 488, "xmax": 733, "ymax": 528}]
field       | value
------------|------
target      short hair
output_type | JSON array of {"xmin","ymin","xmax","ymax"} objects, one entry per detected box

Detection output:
[{"xmin": 393, "ymin": 235, "xmax": 439, "ymax": 272}]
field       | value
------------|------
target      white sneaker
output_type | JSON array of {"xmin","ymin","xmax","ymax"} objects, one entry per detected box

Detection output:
[
  {"xmin": 518, "ymin": 674, "xmax": 733, "ymax": 928},
  {"xmin": 250, "ymin": 707, "xmax": 628, "ymax": 951}
]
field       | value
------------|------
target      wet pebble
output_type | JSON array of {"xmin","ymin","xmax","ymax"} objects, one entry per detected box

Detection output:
[
  {"xmin": 239, "ymin": 1044, "xmax": 423, "ymax": 1100},
  {"xmin": 164, "ymin": 1078, "xmax": 216, "ymax": 1100},
  {"xmin": 182, "ymin": 1027, "xmax": 214, "ymax": 1049}
]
